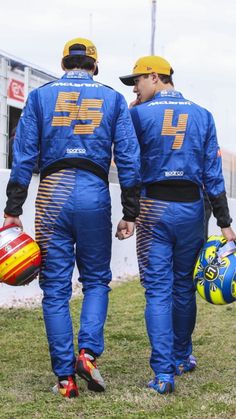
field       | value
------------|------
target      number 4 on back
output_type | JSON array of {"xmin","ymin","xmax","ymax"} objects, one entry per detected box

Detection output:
[{"xmin": 161, "ymin": 109, "xmax": 188, "ymax": 149}]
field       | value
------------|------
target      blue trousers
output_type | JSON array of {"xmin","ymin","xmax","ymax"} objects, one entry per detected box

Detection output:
[
  {"xmin": 136, "ymin": 197, "xmax": 204, "ymax": 375},
  {"xmin": 35, "ymin": 169, "xmax": 112, "ymax": 377}
]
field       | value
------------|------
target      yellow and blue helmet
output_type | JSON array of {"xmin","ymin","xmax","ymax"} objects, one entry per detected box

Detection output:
[{"xmin": 193, "ymin": 235, "xmax": 236, "ymax": 305}]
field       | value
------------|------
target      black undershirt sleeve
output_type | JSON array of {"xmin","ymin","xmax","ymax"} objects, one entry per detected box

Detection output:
[
  {"xmin": 208, "ymin": 191, "xmax": 232, "ymax": 228},
  {"xmin": 4, "ymin": 181, "xmax": 28, "ymax": 216},
  {"xmin": 121, "ymin": 185, "xmax": 141, "ymax": 222}
]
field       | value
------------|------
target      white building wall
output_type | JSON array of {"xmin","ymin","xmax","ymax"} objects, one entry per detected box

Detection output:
[{"xmin": 0, "ymin": 58, "xmax": 8, "ymax": 168}]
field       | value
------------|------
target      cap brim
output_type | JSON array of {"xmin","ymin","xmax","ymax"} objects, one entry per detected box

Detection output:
[{"xmin": 119, "ymin": 73, "xmax": 144, "ymax": 86}]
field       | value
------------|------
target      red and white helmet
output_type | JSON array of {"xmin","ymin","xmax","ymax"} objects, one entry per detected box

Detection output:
[{"xmin": 0, "ymin": 224, "xmax": 41, "ymax": 286}]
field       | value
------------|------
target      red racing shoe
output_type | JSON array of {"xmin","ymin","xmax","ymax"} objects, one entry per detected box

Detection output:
[
  {"xmin": 75, "ymin": 349, "xmax": 105, "ymax": 392},
  {"xmin": 52, "ymin": 375, "xmax": 79, "ymax": 398}
]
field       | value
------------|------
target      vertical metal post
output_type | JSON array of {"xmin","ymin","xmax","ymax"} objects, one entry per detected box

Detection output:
[
  {"xmin": 89, "ymin": 13, "xmax": 93, "ymax": 39},
  {"xmin": 150, "ymin": 0, "xmax": 157, "ymax": 55}
]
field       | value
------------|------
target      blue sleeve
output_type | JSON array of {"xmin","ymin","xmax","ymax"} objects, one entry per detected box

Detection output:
[
  {"xmin": 112, "ymin": 94, "xmax": 141, "ymax": 188},
  {"xmin": 10, "ymin": 89, "xmax": 40, "ymax": 187},
  {"xmin": 203, "ymin": 112, "xmax": 226, "ymax": 198},
  {"xmin": 130, "ymin": 106, "xmax": 143, "ymax": 140},
  {"xmin": 203, "ymin": 112, "xmax": 232, "ymax": 227}
]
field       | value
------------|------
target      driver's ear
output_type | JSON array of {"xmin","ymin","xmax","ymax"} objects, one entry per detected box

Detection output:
[
  {"xmin": 151, "ymin": 72, "xmax": 159, "ymax": 84},
  {"xmin": 93, "ymin": 62, "xmax": 98, "ymax": 76}
]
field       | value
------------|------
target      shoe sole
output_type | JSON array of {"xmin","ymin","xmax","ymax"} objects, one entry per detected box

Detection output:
[
  {"xmin": 149, "ymin": 382, "xmax": 174, "ymax": 394},
  {"xmin": 52, "ymin": 385, "xmax": 79, "ymax": 398},
  {"xmin": 68, "ymin": 389, "xmax": 78, "ymax": 398},
  {"xmin": 76, "ymin": 362, "xmax": 105, "ymax": 392}
]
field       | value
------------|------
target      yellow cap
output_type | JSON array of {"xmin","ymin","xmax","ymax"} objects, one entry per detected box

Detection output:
[
  {"xmin": 120, "ymin": 55, "xmax": 172, "ymax": 86},
  {"xmin": 63, "ymin": 37, "xmax": 97, "ymax": 61}
]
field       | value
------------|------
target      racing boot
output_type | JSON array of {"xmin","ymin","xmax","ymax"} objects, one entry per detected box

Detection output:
[
  {"xmin": 52, "ymin": 375, "xmax": 79, "ymax": 398},
  {"xmin": 148, "ymin": 373, "xmax": 175, "ymax": 394},
  {"xmin": 175, "ymin": 355, "xmax": 197, "ymax": 376},
  {"xmin": 75, "ymin": 349, "xmax": 105, "ymax": 392}
]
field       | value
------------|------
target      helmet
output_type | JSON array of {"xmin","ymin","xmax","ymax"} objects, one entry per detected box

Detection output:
[
  {"xmin": 0, "ymin": 224, "xmax": 41, "ymax": 286},
  {"xmin": 193, "ymin": 235, "xmax": 236, "ymax": 305}
]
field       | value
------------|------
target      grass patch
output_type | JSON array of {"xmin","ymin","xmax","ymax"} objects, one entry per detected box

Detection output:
[{"xmin": 0, "ymin": 279, "xmax": 235, "ymax": 418}]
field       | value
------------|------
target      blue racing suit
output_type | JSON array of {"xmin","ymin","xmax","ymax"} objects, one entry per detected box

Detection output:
[
  {"xmin": 130, "ymin": 90, "xmax": 231, "ymax": 376},
  {"xmin": 5, "ymin": 71, "xmax": 140, "ymax": 377}
]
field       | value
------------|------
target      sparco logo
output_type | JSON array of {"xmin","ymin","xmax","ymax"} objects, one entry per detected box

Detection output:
[
  {"xmin": 204, "ymin": 265, "xmax": 219, "ymax": 281},
  {"xmin": 165, "ymin": 171, "xmax": 184, "ymax": 177},
  {"xmin": 66, "ymin": 148, "xmax": 86, "ymax": 154}
]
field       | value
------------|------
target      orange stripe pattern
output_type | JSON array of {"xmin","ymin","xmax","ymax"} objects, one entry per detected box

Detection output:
[
  {"xmin": 136, "ymin": 198, "xmax": 169, "ymax": 282},
  {"xmin": 35, "ymin": 169, "xmax": 76, "ymax": 272}
]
